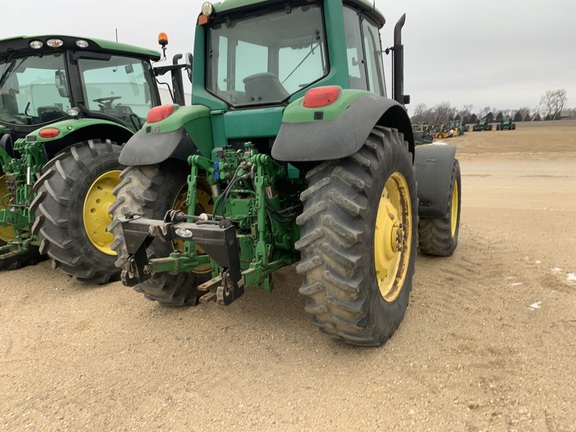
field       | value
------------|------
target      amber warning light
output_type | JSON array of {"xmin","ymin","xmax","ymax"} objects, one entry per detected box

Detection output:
[{"xmin": 158, "ymin": 32, "xmax": 168, "ymax": 47}]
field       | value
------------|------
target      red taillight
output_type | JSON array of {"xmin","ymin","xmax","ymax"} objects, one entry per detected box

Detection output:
[
  {"xmin": 38, "ymin": 128, "xmax": 60, "ymax": 139},
  {"xmin": 146, "ymin": 105, "xmax": 175, "ymax": 123},
  {"xmin": 303, "ymin": 86, "xmax": 341, "ymax": 108}
]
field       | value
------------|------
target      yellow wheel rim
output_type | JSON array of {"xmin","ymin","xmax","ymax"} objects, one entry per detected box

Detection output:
[
  {"xmin": 0, "ymin": 174, "xmax": 15, "ymax": 243},
  {"xmin": 83, "ymin": 170, "xmax": 121, "ymax": 255},
  {"xmin": 374, "ymin": 172, "xmax": 413, "ymax": 302},
  {"xmin": 172, "ymin": 177, "xmax": 213, "ymax": 274},
  {"xmin": 451, "ymin": 179, "xmax": 459, "ymax": 236}
]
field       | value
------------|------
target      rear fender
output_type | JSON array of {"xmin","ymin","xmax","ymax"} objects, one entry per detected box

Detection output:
[
  {"xmin": 414, "ymin": 144, "xmax": 457, "ymax": 218},
  {"xmin": 0, "ymin": 134, "xmax": 13, "ymax": 166},
  {"xmin": 12, "ymin": 119, "xmax": 133, "ymax": 159},
  {"xmin": 272, "ymin": 90, "xmax": 414, "ymax": 162},
  {"xmin": 119, "ymin": 105, "xmax": 213, "ymax": 166},
  {"xmin": 25, "ymin": 118, "xmax": 133, "ymax": 144}
]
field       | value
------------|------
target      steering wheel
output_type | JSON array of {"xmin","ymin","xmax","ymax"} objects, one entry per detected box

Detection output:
[{"xmin": 93, "ymin": 96, "xmax": 122, "ymax": 110}]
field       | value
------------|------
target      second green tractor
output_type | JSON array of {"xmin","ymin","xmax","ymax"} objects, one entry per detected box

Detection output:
[{"xmin": 0, "ymin": 34, "xmax": 185, "ymax": 281}]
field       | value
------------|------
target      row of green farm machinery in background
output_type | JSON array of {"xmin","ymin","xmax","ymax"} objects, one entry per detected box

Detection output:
[
  {"xmin": 472, "ymin": 117, "xmax": 517, "ymax": 131},
  {"xmin": 413, "ymin": 116, "xmax": 516, "ymax": 140},
  {"xmin": 1, "ymin": 0, "xmax": 462, "ymax": 346},
  {"xmin": 412, "ymin": 119, "xmax": 466, "ymax": 141}
]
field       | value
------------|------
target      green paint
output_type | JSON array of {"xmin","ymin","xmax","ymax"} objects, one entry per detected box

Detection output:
[
  {"xmin": 281, "ymin": 89, "xmax": 371, "ymax": 123},
  {"xmin": 223, "ymin": 108, "xmax": 283, "ymax": 138},
  {"xmin": 23, "ymin": 118, "xmax": 132, "ymax": 143}
]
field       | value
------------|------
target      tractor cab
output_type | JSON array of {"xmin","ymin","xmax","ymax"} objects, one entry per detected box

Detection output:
[
  {"xmin": 187, "ymin": 0, "xmax": 395, "ymax": 153},
  {"xmin": 0, "ymin": 35, "xmax": 162, "ymax": 146},
  {"xmin": 196, "ymin": 0, "xmax": 387, "ymax": 104}
]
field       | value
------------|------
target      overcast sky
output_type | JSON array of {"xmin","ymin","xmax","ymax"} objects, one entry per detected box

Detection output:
[{"xmin": 2, "ymin": 0, "xmax": 574, "ymax": 114}]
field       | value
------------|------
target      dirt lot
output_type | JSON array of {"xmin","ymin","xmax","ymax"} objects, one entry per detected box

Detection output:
[{"xmin": 1, "ymin": 121, "xmax": 575, "ymax": 431}]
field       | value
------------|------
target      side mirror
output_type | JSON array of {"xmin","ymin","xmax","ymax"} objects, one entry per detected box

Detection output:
[
  {"xmin": 55, "ymin": 70, "xmax": 68, "ymax": 98},
  {"xmin": 186, "ymin": 53, "xmax": 193, "ymax": 83}
]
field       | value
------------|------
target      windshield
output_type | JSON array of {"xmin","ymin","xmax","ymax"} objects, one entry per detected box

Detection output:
[
  {"xmin": 78, "ymin": 56, "xmax": 157, "ymax": 131},
  {"xmin": 0, "ymin": 53, "xmax": 71, "ymax": 125},
  {"xmin": 207, "ymin": 3, "xmax": 327, "ymax": 106}
]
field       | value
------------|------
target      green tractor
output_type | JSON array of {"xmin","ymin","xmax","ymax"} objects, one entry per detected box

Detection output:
[
  {"xmin": 0, "ymin": 34, "xmax": 187, "ymax": 281},
  {"xmin": 496, "ymin": 117, "xmax": 516, "ymax": 131},
  {"xmin": 448, "ymin": 119, "xmax": 466, "ymax": 136},
  {"xmin": 472, "ymin": 117, "xmax": 493, "ymax": 131},
  {"xmin": 110, "ymin": 0, "xmax": 461, "ymax": 346}
]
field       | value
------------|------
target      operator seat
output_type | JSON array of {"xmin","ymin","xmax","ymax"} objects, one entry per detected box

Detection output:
[
  {"xmin": 244, "ymin": 73, "xmax": 289, "ymax": 103},
  {"xmin": 38, "ymin": 106, "xmax": 66, "ymax": 122}
]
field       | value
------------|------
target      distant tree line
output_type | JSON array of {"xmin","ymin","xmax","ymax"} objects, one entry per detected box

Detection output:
[{"xmin": 411, "ymin": 89, "xmax": 573, "ymax": 124}]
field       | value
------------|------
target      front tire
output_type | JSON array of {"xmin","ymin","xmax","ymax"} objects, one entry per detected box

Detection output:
[
  {"xmin": 30, "ymin": 140, "xmax": 122, "ymax": 283},
  {"xmin": 296, "ymin": 127, "xmax": 418, "ymax": 346},
  {"xmin": 109, "ymin": 161, "xmax": 211, "ymax": 306},
  {"xmin": 418, "ymin": 159, "xmax": 461, "ymax": 256}
]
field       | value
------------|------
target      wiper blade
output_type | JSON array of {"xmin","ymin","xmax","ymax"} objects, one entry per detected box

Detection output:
[{"xmin": 0, "ymin": 57, "xmax": 25, "ymax": 90}]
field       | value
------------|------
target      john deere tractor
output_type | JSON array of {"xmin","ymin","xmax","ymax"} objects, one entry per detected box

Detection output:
[
  {"xmin": 472, "ymin": 117, "xmax": 493, "ymax": 131},
  {"xmin": 0, "ymin": 35, "xmax": 186, "ymax": 281},
  {"xmin": 496, "ymin": 117, "xmax": 516, "ymax": 131},
  {"xmin": 110, "ymin": 0, "xmax": 461, "ymax": 345}
]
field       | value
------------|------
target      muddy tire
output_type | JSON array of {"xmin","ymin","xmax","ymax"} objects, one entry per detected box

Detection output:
[
  {"xmin": 418, "ymin": 159, "xmax": 461, "ymax": 257},
  {"xmin": 109, "ymin": 161, "xmax": 210, "ymax": 306},
  {"xmin": 0, "ymin": 171, "xmax": 44, "ymax": 270},
  {"xmin": 30, "ymin": 140, "xmax": 122, "ymax": 283},
  {"xmin": 296, "ymin": 126, "xmax": 418, "ymax": 346}
]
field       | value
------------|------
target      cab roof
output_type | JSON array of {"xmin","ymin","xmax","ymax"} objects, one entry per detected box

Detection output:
[
  {"xmin": 211, "ymin": 0, "xmax": 385, "ymax": 28},
  {"xmin": 0, "ymin": 35, "xmax": 161, "ymax": 61}
]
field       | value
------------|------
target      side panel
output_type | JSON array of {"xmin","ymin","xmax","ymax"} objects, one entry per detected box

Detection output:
[
  {"xmin": 272, "ymin": 92, "xmax": 414, "ymax": 162},
  {"xmin": 414, "ymin": 144, "xmax": 457, "ymax": 218},
  {"xmin": 223, "ymin": 108, "xmax": 284, "ymax": 139}
]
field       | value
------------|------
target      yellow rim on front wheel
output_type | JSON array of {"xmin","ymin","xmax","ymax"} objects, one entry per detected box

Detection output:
[
  {"xmin": 0, "ymin": 174, "xmax": 15, "ymax": 243},
  {"xmin": 83, "ymin": 170, "xmax": 121, "ymax": 255},
  {"xmin": 374, "ymin": 172, "xmax": 413, "ymax": 303}
]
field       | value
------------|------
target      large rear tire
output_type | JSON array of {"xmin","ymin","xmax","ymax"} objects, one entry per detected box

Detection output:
[
  {"xmin": 0, "ymin": 171, "xmax": 43, "ymax": 270},
  {"xmin": 109, "ymin": 161, "xmax": 212, "ymax": 306},
  {"xmin": 296, "ymin": 126, "xmax": 418, "ymax": 346},
  {"xmin": 418, "ymin": 159, "xmax": 461, "ymax": 257},
  {"xmin": 30, "ymin": 140, "xmax": 122, "ymax": 283}
]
